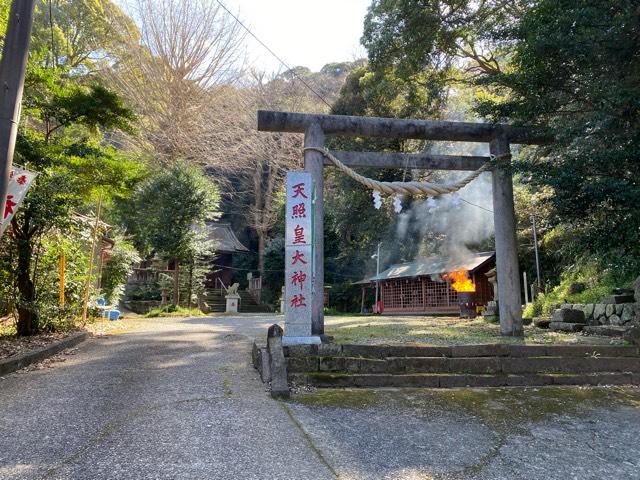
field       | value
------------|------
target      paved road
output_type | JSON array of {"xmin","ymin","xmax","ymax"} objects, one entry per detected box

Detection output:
[
  {"xmin": 2, "ymin": 315, "xmax": 640, "ymax": 480},
  {"xmin": 0, "ymin": 315, "xmax": 334, "ymax": 480}
]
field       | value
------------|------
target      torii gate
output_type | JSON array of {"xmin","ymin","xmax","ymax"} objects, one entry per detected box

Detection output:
[{"xmin": 258, "ymin": 110, "xmax": 549, "ymax": 337}]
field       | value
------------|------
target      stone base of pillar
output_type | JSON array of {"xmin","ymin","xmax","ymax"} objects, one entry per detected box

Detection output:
[
  {"xmin": 225, "ymin": 294, "xmax": 240, "ymax": 313},
  {"xmin": 283, "ymin": 336, "xmax": 322, "ymax": 346}
]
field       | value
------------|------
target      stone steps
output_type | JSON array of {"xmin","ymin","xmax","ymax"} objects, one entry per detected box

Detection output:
[
  {"xmin": 282, "ymin": 343, "xmax": 640, "ymax": 388},
  {"xmin": 583, "ymin": 325, "xmax": 628, "ymax": 337},
  {"xmin": 549, "ymin": 322, "xmax": 585, "ymax": 332},
  {"xmin": 201, "ymin": 289, "xmax": 272, "ymax": 313},
  {"xmin": 288, "ymin": 355, "xmax": 640, "ymax": 375},
  {"xmin": 285, "ymin": 343, "xmax": 640, "ymax": 359},
  {"xmin": 290, "ymin": 372, "xmax": 640, "ymax": 388}
]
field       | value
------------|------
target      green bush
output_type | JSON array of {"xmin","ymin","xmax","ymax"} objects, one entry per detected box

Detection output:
[
  {"xmin": 145, "ymin": 305, "xmax": 205, "ymax": 318},
  {"xmin": 523, "ymin": 297, "xmax": 544, "ymax": 318},
  {"xmin": 126, "ymin": 284, "xmax": 161, "ymax": 301},
  {"xmin": 0, "ymin": 226, "xmax": 102, "ymax": 333},
  {"xmin": 525, "ymin": 261, "xmax": 636, "ymax": 316},
  {"xmin": 101, "ymin": 237, "xmax": 141, "ymax": 305}
]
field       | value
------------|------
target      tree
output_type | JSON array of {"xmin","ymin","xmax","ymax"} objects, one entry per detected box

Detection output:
[
  {"xmin": 30, "ymin": 0, "xmax": 136, "ymax": 71},
  {"xmin": 224, "ymin": 64, "xmax": 361, "ymax": 277},
  {"xmin": 362, "ymin": 0, "xmax": 530, "ymax": 81},
  {"xmin": 0, "ymin": 0, "xmax": 144, "ymax": 335},
  {"xmin": 129, "ymin": 162, "xmax": 219, "ymax": 305},
  {"xmin": 8, "ymin": 66, "xmax": 138, "ymax": 335},
  {"xmin": 101, "ymin": 235, "xmax": 141, "ymax": 305},
  {"xmin": 361, "ymin": 0, "xmax": 640, "ymax": 290},
  {"xmin": 475, "ymin": 0, "xmax": 640, "ymax": 276},
  {"xmin": 105, "ymin": 0, "xmax": 246, "ymax": 169}
]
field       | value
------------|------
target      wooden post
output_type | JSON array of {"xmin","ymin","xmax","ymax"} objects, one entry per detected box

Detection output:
[
  {"xmin": 490, "ymin": 134, "xmax": 523, "ymax": 336},
  {"xmin": 173, "ymin": 261, "xmax": 180, "ymax": 306},
  {"xmin": 81, "ymin": 192, "xmax": 103, "ymax": 326},
  {"xmin": 59, "ymin": 250, "xmax": 65, "ymax": 308},
  {"xmin": 304, "ymin": 123, "xmax": 325, "ymax": 335}
]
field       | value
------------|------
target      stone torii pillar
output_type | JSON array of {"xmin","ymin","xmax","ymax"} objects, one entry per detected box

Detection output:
[
  {"xmin": 303, "ymin": 123, "xmax": 325, "ymax": 335},
  {"xmin": 257, "ymin": 111, "xmax": 550, "ymax": 337},
  {"xmin": 490, "ymin": 132, "xmax": 522, "ymax": 336}
]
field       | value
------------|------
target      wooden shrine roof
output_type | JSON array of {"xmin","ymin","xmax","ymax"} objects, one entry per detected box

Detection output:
[{"xmin": 364, "ymin": 251, "xmax": 495, "ymax": 283}]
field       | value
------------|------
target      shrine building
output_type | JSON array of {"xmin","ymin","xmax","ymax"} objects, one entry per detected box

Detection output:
[{"xmin": 358, "ymin": 251, "xmax": 496, "ymax": 315}]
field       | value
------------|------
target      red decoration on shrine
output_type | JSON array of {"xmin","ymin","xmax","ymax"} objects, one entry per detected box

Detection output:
[
  {"xmin": 291, "ymin": 270, "xmax": 307, "ymax": 290},
  {"xmin": 292, "ymin": 183, "xmax": 308, "ymax": 199},
  {"xmin": 292, "ymin": 203, "xmax": 306, "ymax": 219},
  {"xmin": 293, "ymin": 225, "xmax": 305, "ymax": 244},
  {"xmin": 290, "ymin": 294, "xmax": 307, "ymax": 308},
  {"xmin": 4, "ymin": 195, "xmax": 16, "ymax": 219},
  {"xmin": 291, "ymin": 250, "xmax": 307, "ymax": 265}
]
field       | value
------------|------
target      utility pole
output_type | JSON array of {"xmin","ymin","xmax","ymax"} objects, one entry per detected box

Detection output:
[
  {"xmin": 0, "ymin": 0, "xmax": 37, "ymax": 224},
  {"xmin": 372, "ymin": 242, "xmax": 381, "ymax": 314},
  {"xmin": 530, "ymin": 215, "xmax": 542, "ymax": 290}
]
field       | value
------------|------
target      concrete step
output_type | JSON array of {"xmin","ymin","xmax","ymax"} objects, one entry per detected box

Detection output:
[
  {"xmin": 240, "ymin": 305, "xmax": 272, "ymax": 313},
  {"xmin": 285, "ymin": 343, "xmax": 640, "ymax": 359},
  {"xmin": 583, "ymin": 325, "xmax": 628, "ymax": 337},
  {"xmin": 287, "ymin": 355, "xmax": 640, "ymax": 375},
  {"xmin": 602, "ymin": 294, "xmax": 635, "ymax": 304},
  {"xmin": 290, "ymin": 372, "xmax": 640, "ymax": 388},
  {"xmin": 549, "ymin": 322, "xmax": 584, "ymax": 332}
]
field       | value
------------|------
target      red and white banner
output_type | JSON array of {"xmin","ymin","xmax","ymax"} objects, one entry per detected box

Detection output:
[{"xmin": 1, "ymin": 167, "xmax": 38, "ymax": 236}]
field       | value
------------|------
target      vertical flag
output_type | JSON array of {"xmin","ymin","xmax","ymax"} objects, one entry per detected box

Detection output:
[{"xmin": 1, "ymin": 167, "xmax": 37, "ymax": 236}]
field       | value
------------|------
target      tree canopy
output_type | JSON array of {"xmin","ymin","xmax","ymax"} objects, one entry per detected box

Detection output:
[{"xmin": 359, "ymin": 0, "xmax": 640, "ymax": 292}]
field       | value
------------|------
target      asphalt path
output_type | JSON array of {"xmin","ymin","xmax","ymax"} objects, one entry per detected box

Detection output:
[
  {"xmin": 3, "ymin": 315, "xmax": 640, "ymax": 480},
  {"xmin": 0, "ymin": 315, "xmax": 333, "ymax": 480}
]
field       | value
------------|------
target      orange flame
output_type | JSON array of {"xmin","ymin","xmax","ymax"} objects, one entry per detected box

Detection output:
[{"xmin": 443, "ymin": 270, "xmax": 476, "ymax": 293}]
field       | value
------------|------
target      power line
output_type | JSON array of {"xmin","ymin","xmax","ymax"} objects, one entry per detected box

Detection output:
[
  {"xmin": 217, "ymin": 1, "xmax": 497, "ymax": 217},
  {"xmin": 215, "ymin": 0, "xmax": 333, "ymax": 109},
  {"xmin": 211, "ymin": 263, "xmax": 364, "ymax": 280},
  {"xmin": 458, "ymin": 197, "xmax": 494, "ymax": 213}
]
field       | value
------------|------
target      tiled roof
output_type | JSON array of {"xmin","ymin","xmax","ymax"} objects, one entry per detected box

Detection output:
[
  {"xmin": 366, "ymin": 251, "xmax": 495, "ymax": 282},
  {"xmin": 205, "ymin": 222, "xmax": 249, "ymax": 253}
]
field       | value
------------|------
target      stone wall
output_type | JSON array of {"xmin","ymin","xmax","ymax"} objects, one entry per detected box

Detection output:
[
  {"xmin": 123, "ymin": 300, "xmax": 161, "ymax": 314},
  {"xmin": 553, "ymin": 303, "xmax": 638, "ymax": 327}
]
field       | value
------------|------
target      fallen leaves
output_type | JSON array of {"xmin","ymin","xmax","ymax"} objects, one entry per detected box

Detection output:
[{"xmin": 0, "ymin": 331, "xmax": 76, "ymax": 360}]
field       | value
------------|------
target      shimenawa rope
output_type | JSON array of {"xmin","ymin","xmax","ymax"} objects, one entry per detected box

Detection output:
[{"xmin": 303, "ymin": 147, "xmax": 501, "ymax": 197}]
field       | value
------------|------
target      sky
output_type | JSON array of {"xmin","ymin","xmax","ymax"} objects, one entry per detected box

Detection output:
[{"xmin": 223, "ymin": 0, "xmax": 371, "ymax": 73}]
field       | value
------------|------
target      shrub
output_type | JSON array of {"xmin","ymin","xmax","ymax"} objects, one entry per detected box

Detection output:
[{"xmin": 101, "ymin": 237, "xmax": 141, "ymax": 305}]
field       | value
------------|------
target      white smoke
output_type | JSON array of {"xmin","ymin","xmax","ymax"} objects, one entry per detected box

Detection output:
[{"xmin": 394, "ymin": 140, "xmax": 494, "ymax": 266}]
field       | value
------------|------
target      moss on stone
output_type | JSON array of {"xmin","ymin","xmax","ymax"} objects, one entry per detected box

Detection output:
[
  {"xmin": 293, "ymin": 385, "xmax": 640, "ymax": 430},
  {"xmin": 416, "ymin": 386, "xmax": 640, "ymax": 428},
  {"xmin": 292, "ymin": 388, "xmax": 377, "ymax": 408}
]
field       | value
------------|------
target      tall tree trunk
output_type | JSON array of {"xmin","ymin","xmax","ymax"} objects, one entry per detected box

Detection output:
[
  {"xmin": 172, "ymin": 260, "xmax": 180, "ymax": 306},
  {"xmin": 15, "ymin": 234, "xmax": 37, "ymax": 335},
  {"xmin": 187, "ymin": 262, "xmax": 193, "ymax": 313},
  {"xmin": 257, "ymin": 229, "xmax": 266, "ymax": 277}
]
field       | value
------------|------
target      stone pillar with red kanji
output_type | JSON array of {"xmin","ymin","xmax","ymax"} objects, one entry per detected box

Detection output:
[{"xmin": 283, "ymin": 172, "xmax": 320, "ymax": 344}]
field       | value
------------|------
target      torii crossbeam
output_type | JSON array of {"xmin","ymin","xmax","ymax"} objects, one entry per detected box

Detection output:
[{"xmin": 257, "ymin": 110, "xmax": 551, "ymax": 337}]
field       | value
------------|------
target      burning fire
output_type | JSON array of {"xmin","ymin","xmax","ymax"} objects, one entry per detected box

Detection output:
[{"xmin": 443, "ymin": 270, "xmax": 476, "ymax": 293}]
